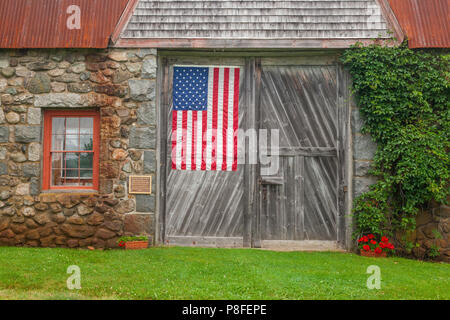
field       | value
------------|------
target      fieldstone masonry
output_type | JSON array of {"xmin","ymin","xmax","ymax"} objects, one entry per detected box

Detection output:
[{"xmin": 0, "ymin": 48, "xmax": 157, "ymax": 248}]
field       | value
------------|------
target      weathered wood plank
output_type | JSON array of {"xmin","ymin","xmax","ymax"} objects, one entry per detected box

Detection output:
[{"xmin": 121, "ymin": 0, "xmax": 391, "ymax": 41}]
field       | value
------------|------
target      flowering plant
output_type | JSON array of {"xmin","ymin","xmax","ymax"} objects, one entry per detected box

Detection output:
[
  {"xmin": 117, "ymin": 236, "xmax": 148, "ymax": 246},
  {"xmin": 358, "ymin": 234, "xmax": 394, "ymax": 254}
]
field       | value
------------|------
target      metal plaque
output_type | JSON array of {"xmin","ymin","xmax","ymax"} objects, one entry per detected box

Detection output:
[{"xmin": 129, "ymin": 175, "xmax": 152, "ymax": 195}]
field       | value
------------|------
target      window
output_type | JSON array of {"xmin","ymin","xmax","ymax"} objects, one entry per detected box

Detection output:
[{"xmin": 43, "ymin": 110, "xmax": 100, "ymax": 190}]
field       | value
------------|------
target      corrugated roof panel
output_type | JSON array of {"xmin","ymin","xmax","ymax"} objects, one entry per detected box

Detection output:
[
  {"xmin": 0, "ymin": 0, "xmax": 129, "ymax": 48},
  {"xmin": 388, "ymin": 0, "xmax": 449, "ymax": 48}
]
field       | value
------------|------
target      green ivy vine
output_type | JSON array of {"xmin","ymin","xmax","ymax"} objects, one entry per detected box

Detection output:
[{"xmin": 341, "ymin": 42, "xmax": 449, "ymax": 244}]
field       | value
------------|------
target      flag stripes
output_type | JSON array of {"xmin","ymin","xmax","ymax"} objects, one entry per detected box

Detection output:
[{"xmin": 172, "ymin": 66, "xmax": 240, "ymax": 171}]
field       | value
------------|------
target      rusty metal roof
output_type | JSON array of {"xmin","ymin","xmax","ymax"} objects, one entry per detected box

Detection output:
[
  {"xmin": 0, "ymin": 0, "xmax": 129, "ymax": 48},
  {"xmin": 388, "ymin": 0, "xmax": 450, "ymax": 48}
]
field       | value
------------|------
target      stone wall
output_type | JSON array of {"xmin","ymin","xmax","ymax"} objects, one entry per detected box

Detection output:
[
  {"xmin": 0, "ymin": 48, "xmax": 158, "ymax": 248},
  {"xmin": 352, "ymin": 102, "xmax": 449, "ymax": 262},
  {"xmin": 406, "ymin": 201, "xmax": 450, "ymax": 262}
]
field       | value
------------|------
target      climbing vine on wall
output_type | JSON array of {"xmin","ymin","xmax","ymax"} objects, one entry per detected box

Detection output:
[{"xmin": 341, "ymin": 42, "xmax": 449, "ymax": 242}]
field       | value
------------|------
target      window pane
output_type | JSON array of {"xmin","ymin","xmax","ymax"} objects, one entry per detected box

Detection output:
[
  {"xmin": 65, "ymin": 135, "xmax": 79, "ymax": 151},
  {"xmin": 52, "ymin": 118, "xmax": 65, "ymax": 135},
  {"xmin": 51, "ymin": 135, "xmax": 65, "ymax": 151},
  {"xmin": 80, "ymin": 118, "xmax": 93, "ymax": 134},
  {"xmin": 80, "ymin": 170, "xmax": 93, "ymax": 178},
  {"xmin": 65, "ymin": 153, "xmax": 79, "ymax": 169},
  {"xmin": 51, "ymin": 170, "xmax": 64, "ymax": 186},
  {"xmin": 66, "ymin": 118, "xmax": 79, "ymax": 135},
  {"xmin": 51, "ymin": 153, "xmax": 63, "ymax": 171},
  {"xmin": 80, "ymin": 153, "xmax": 93, "ymax": 169},
  {"xmin": 80, "ymin": 136, "xmax": 93, "ymax": 151}
]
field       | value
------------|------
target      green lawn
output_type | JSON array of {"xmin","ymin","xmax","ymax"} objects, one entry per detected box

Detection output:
[{"xmin": 0, "ymin": 247, "xmax": 448, "ymax": 300}]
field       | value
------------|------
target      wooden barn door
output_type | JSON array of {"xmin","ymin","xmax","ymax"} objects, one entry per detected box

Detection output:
[
  {"xmin": 160, "ymin": 56, "xmax": 247, "ymax": 247},
  {"xmin": 257, "ymin": 61, "xmax": 345, "ymax": 248}
]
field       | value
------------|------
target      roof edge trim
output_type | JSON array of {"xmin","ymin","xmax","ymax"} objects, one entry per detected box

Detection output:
[
  {"xmin": 111, "ymin": 0, "xmax": 140, "ymax": 44},
  {"xmin": 114, "ymin": 38, "xmax": 399, "ymax": 49},
  {"xmin": 376, "ymin": 0, "xmax": 405, "ymax": 43}
]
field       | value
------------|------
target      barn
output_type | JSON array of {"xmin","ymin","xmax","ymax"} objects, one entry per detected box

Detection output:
[{"xmin": 0, "ymin": 0, "xmax": 410, "ymax": 250}]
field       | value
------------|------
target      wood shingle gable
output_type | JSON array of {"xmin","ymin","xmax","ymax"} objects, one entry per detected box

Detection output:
[{"xmin": 113, "ymin": 0, "xmax": 401, "ymax": 48}]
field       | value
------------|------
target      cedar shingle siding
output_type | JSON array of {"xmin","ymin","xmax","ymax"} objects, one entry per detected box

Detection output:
[{"xmin": 122, "ymin": 0, "xmax": 390, "ymax": 39}]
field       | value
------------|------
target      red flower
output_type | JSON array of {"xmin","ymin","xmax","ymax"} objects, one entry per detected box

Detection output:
[
  {"xmin": 362, "ymin": 236, "xmax": 369, "ymax": 242},
  {"xmin": 368, "ymin": 234, "xmax": 375, "ymax": 239},
  {"xmin": 380, "ymin": 242, "xmax": 386, "ymax": 249},
  {"xmin": 388, "ymin": 243, "xmax": 395, "ymax": 250},
  {"xmin": 370, "ymin": 240, "xmax": 377, "ymax": 245},
  {"xmin": 381, "ymin": 236, "xmax": 389, "ymax": 243},
  {"xmin": 118, "ymin": 241, "xmax": 125, "ymax": 247},
  {"xmin": 363, "ymin": 245, "xmax": 371, "ymax": 251},
  {"xmin": 374, "ymin": 247, "xmax": 382, "ymax": 254}
]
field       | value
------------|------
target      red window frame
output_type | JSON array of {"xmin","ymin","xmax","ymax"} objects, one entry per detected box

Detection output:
[{"xmin": 42, "ymin": 110, "xmax": 100, "ymax": 191}]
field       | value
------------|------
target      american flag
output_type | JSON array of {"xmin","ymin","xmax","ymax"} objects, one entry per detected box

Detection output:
[{"xmin": 172, "ymin": 66, "xmax": 240, "ymax": 171}]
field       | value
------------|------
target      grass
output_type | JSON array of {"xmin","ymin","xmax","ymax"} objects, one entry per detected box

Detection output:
[{"xmin": 0, "ymin": 246, "xmax": 448, "ymax": 300}]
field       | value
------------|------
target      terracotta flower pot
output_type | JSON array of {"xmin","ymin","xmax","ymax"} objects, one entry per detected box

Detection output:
[
  {"xmin": 125, "ymin": 240, "xmax": 148, "ymax": 250},
  {"xmin": 360, "ymin": 249, "xmax": 387, "ymax": 257}
]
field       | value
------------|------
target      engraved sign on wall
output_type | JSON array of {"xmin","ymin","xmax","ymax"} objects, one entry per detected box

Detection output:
[{"xmin": 128, "ymin": 176, "xmax": 152, "ymax": 195}]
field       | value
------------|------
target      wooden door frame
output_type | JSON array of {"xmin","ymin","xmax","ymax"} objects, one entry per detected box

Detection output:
[{"xmin": 156, "ymin": 50, "xmax": 351, "ymax": 249}]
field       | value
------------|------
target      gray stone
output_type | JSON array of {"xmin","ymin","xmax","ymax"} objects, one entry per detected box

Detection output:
[
  {"xmin": 70, "ymin": 62, "xmax": 86, "ymax": 74},
  {"xmin": 54, "ymin": 73, "xmax": 79, "ymax": 83},
  {"xmin": 22, "ymin": 207, "xmax": 35, "ymax": 217},
  {"xmin": 0, "ymin": 109, "xmax": 4, "ymax": 124},
  {"xmin": 0, "ymin": 148, "xmax": 6, "ymax": 160},
  {"xmin": 135, "ymin": 49, "xmax": 157, "ymax": 58},
  {"xmin": 0, "ymin": 79, "xmax": 7, "ymax": 93},
  {"xmin": 143, "ymin": 150, "xmax": 156, "ymax": 173},
  {"xmin": 108, "ymin": 51, "xmax": 128, "ymax": 62},
  {"xmin": 353, "ymin": 135, "xmax": 377, "ymax": 160},
  {"xmin": 126, "ymin": 63, "xmax": 141, "ymax": 74},
  {"xmin": 15, "ymin": 66, "xmax": 35, "ymax": 78},
  {"xmin": 122, "ymin": 162, "xmax": 131, "ymax": 173},
  {"xmin": 28, "ymin": 142, "xmax": 41, "ymax": 161},
  {"xmin": 15, "ymin": 126, "xmax": 41, "ymax": 143},
  {"xmin": 128, "ymin": 79, "xmax": 155, "ymax": 102},
  {"xmin": 6, "ymin": 88, "xmax": 17, "ymax": 96},
  {"xmin": 129, "ymin": 127, "xmax": 156, "ymax": 149},
  {"xmin": 27, "ymin": 107, "xmax": 41, "ymax": 124},
  {"xmin": 22, "ymin": 163, "xmax": 40, "ymax": 177},
  {"xmin": 352, "ymin": 109, "xmax": 365, "ymax": 133},
  {"xmin": 50, "ymin": 82, "xmax": 66, "ymax": 93},
  {"xmin": 353, "ymin": 176, "xmax": 378, "ymax": 198},
  {"xmin": 28, "ymin": 61, "xmax": 56, "ymax": 71},
  {"xmin": 115, "ymin": 199, "xmax": 135, "ymax": 214},
  {"xmin": 30, "ymin": 177, "xmax": 39, "ymax": 196},
  {"xmin": 10, "ymin": 152, "xmax": 27, "ymax": 163},
  {"xmin": 15, "ymin": 183, "xmax": 30, "ymax": 196},
  {"xmin": 136, "ymin": 195, "xmax": 155, "ymax": 213},
  {"xmin": 137, "ymin": 101, "xmax": 156, "ymax": 125},
  {"xmin": 0, "ymin": 127, "xmax": 9, "ymax": 143},
  {"xmin": 68, "ymin": 82, "xmax": 92, "ymax": 93},
  {"xmin": 34, "ymin": 93, "xmax": 83, "ymax": 108},
  {"xmin": 79, "ymin": 72, "xmax": 91, "ymax": 81},
  {"xmin": 0, "ymin": 162, "xmax": 7, "ymax": 175},
  {"xmin": 112, "ymin": 70, "xmax": 133, "ymax": 84},
  {"xmin": 5, "ymin": 112, "xmax": 20, "ymax": 124},
  {"xmin": 142, "ymin": 58, "xmax": 157, "ymax": 79},
  {"xmin": 354, "ymin": 161, "xmax": 373, "ymax": 177},
  {"xmin": 1, "ymin": 67, "xmax": 15, "ymax": 78},
  {"xmin": 0, "ymin": 58, "xmax": 8, "ymax": 68},
  {"xmin": 47, "ymin": 69, "xmax": 65, "ymax": 77},
  {"xmin": 0, "ymin": 190, "xmax": 10, "ymax": 200}
]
